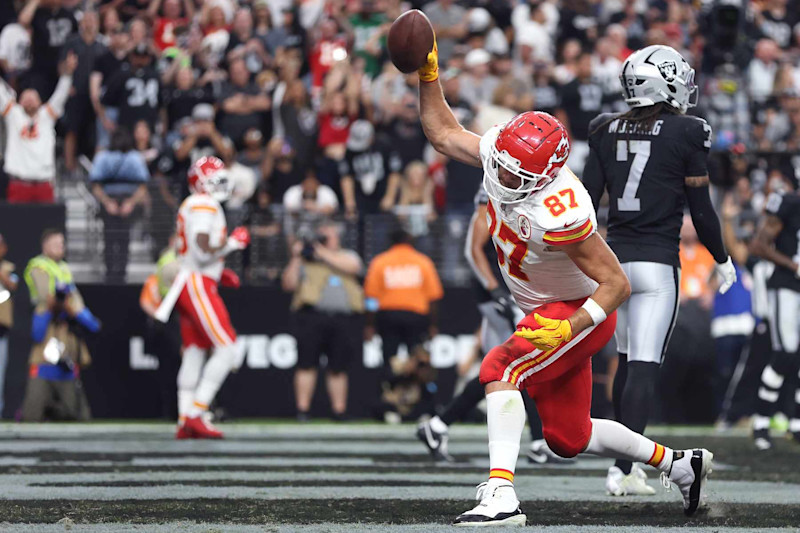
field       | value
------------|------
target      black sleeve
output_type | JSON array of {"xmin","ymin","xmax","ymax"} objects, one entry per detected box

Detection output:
[
  {"xmin": 558, "ymin": 81, "xmax": 576, "ymax": 108},
  {"xmin": 764, "ymin": 191, "xmax": 795, "ymax": 222},
  {"xmin": 685, "ymin": 184, "xmax": 727, "ymax": 263},
  {"xmin": 338, "ymin": 152, "xmax": 352, "ymax": 177},
  {"xmin": 684, "ymin": 117, "xmax": 712, "ymax": 177},
  {"xmin": 582, "ymin": 114, "xmax": 611, "ymax": 210},
  {"xmin": 386, "ymin": 150, "xmax": 403, "ymax": 175},
  {"xmin": 102, "ymin": 72, "xmax": 122, "ymax": 106}
]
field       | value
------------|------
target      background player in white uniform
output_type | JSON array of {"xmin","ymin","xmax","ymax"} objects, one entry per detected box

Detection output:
[
  {"xmin": 417, "ymin": 35, "xmax": 713, "ymax": 526},
  {"xmin": 165, "ymin": 156, "xmax": 250, "ymax": 439},
  {"xmin": 583, "ymin": 45, "xmax": 736, "ymax": 495}
]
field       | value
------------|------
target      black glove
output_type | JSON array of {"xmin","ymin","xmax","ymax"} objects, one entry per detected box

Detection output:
[{"xmin": 489, "ymin": 288, "xmax": 517, "ymax": 331}]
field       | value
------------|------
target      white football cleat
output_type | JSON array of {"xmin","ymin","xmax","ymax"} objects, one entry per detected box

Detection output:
[
  {"xmin": 527, "ymin": 439, "xmax": 575, "ymax": 464},
  {"xmin": 661, "ymin": 448, "xmax": 714, "ymax": 516},
  {"xmin": 416, "ymin": 419, "xmax": 454, "ymax": 462},
  {"xmin": 605, "ymin": 464, "xmax": 655, "ymax": 496},
  {"xmin": 454, "ymin": 483, "xmax": 527, "ymax": 527}
]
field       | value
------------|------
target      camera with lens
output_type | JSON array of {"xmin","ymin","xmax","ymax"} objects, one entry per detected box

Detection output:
[
  {"xmin": 54, "ymin": 282, "xmax": 71, "ymax": 303},
  {"xmin": 301, "ymin": 234, "xmax": 328, "ymax": 261}
]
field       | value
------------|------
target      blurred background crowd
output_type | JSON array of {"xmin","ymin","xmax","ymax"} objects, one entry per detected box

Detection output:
[
  {"xmin": 1, "ymin": 0, "xmax": 799, "ymax": 426},
  {"xmin": 2, "ymin": 0, "xmax": 799, "ymax": 281}
]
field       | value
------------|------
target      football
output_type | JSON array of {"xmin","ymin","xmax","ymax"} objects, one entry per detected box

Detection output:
[{"xmin": 387, "ymin": 9, "xmax": 435, "ymax": 74}]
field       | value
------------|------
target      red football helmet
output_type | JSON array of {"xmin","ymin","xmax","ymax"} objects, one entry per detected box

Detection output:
[
  {"xmin": 485, "ymin": 111, "xmax": 571, "ymax": 204},
  {"xmin": 188, "ymin": 156, "xmax": 231, "ymax": 202}
]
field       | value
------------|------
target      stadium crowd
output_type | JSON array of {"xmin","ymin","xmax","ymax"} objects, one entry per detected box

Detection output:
[{"xmin": 0, "ymin": 0, "xmax": 800, "ymax": 428}]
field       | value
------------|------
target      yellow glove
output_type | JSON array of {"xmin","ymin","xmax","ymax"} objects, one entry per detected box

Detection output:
[
  {"xmin": 514, "ymin": 314, "xmax": 573, "ymax": 351},
  {"xmin": 418, "ymin": 37, "xmax": 439, "ymax": 83}
]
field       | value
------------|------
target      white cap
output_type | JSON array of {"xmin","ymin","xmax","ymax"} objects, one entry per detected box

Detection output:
[
  {"xmin": 464, "ymin": 48, "xmax": 491, "ymax": 68},
  {"xmin": 346, "ymin": 120, "xmax": 375, "ymax": 152},
  {"xmin": 468, "ymin": 8, "xmax": 491, "ymax": 33}
]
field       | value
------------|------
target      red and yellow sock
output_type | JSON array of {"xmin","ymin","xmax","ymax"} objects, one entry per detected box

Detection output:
[
  {"xmin": 489, "ymin": 468, "xmax": 514, "ymax": 484},
  {"xmin": 647, "ymin": 442, "xmax": 672, "ymax": 471}
]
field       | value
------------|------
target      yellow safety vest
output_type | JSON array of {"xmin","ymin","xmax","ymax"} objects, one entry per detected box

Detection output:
[{"xmin": 24, "ymin": 255, "xmax": 73, "ymax": 303}]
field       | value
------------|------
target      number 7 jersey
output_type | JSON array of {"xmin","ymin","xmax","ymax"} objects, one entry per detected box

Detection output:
[
  {"xmin": 479, "ymin": 125, "xmax": 599, "ymax": 315},
  {"xmin": 584, "ymin": 112, "xmax": 712, "ymax": 268}
]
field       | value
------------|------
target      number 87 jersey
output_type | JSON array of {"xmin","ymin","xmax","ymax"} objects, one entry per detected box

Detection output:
[{"xmin": 479, "ymin": 125, "xmax": 599, "ymax": 315}]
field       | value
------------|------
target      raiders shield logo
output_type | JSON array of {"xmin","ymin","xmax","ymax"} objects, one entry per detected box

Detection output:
[{"xmin": 658, "ymin": 60, "xmax": 677, "ymax": 82}]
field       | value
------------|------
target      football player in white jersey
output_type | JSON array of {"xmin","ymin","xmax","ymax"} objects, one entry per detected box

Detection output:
[
  {"xmin": 416, "ymin": 36, "xmax": 713, "ymax": 525},
  {"xmin": 161, "ymin": 156, "xmax": 250, "ymax": 439}
]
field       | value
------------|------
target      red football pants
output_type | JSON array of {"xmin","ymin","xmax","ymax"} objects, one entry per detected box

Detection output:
[
  {"xmin": 176, "ymin": 272, "xmax": 236, "ymax": 350},
  {"xmin": 7, "ymin": 180, "xmax": 54, "ymax": 203},
  {"xmin": 480, "ymin": 298, "xmax": 617, "ymax": 457}
]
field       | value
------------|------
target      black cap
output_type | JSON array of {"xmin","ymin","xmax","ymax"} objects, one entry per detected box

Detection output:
[{"xmin": 131, "ymin": 43, "xmax": 150, "ymax": 56}]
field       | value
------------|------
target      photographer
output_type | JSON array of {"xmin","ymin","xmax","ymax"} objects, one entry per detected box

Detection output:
[
  {"xmin": 21, "ymin": 229, "xmax": 101, "ymax": 422},
  {"xmin": 0, "ymin": 234, "xmax": 18, "ymax": 418},
  {"xmin": 281, "ymin": 219, "xmax": 364, "ymax": 421}
]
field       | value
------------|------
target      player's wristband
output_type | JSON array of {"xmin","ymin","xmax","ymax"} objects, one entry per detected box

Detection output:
[{"xmin": 581, "ymin": 298, "xmax": 607, "ymax": 326}]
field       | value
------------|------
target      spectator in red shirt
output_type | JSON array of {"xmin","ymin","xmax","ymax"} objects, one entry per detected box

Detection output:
[
  {"xmin": 148, "ymin": 0, "xmax": 194, "ymax": 52},
  {"xmin": 200, "ymin": 2, "xmax": 230, "ymax": 36},
  {"xmin": 317, "ymin": 90, "xmax": 358, "ymax": 189},
  {"xmin": 309, "ymin": 19, "xmax": 350, "ymax": 95}
]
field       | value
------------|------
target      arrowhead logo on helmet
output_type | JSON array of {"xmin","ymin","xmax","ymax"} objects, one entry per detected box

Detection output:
[
  {"xmin": 188, "ymin": 155, "xmax": 232, "ymax": 203},
  {"xmin": 544, "ymin": 133, "xmax": 570, "ymax": 176}
]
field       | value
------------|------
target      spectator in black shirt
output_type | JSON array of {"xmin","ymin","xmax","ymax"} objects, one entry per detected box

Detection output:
[
  {"xmin": 103, "ymin": 44, "xmax": 161, "ymax": 132},
  {"xmin": 237, "ymin": 128, "xmax": 266, "ymax": 184},
  {"xmin": 264, "ymin": 7, "xmax": 307, "ymax": 57},
  {"xmin": 90, "ymin": 23, "xmax": 128, "ymax": 150},
  {"xmin": 279, "ymin": 78, "xmax": 317, "ymax": 173},
  {"xmin": 62, "ymin": 11, "xmax": 106, "ymax": 173},
  {"xmin": 338, "ymin": 119, "xmax": 403, "ymax": 219},
  {"xmin": 608, "ymin": 0, "xmax": 647, "ymax": 51},
  {"xmin": 100, "ymin": 0, "xmax": 149, "ymax": 23},
  {"xmin": 162, "ymin": 66, "xmax": 212, "ymax": 141},
  {"xmin": 20, "ymin": 0, "xmax": 78, "ymax": 99},
  {"xmin": 263, "ymin": 137, "xmax": 304, "ymax": 205},
  {"xmin": 382, "ymin": 93, "xmax": 426, "ymax": 168},
  {"xmin": 441, "ymin": 67, "xmax": 475, "ymax": 127},
  {"xmin": 219, "ymin": 58, "xmax": 271, "ymax": 148},
  {"xmin": 0, "ymin": 1, "xmax": 18, "ymax": 30},
  {"xmin": 555, "ymin": 51, "xmax": 603, "ymax": 176},
  {"xmin": 173, "ymin": 103, "xmax": 234, "ymax": 178},
  {"xmin": 225, "ymin": 8, "xmax": 270, "ymax": 75}
]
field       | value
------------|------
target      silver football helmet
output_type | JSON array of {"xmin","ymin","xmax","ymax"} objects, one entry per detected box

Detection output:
[{"xmin": 619, "ymin": 45, "xmax": 697, "ymax": 113}]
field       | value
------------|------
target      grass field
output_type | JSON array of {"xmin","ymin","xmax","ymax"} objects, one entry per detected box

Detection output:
[{"xmin": 0, "ymin": 421, "xmax": 798, "ymax": 532}]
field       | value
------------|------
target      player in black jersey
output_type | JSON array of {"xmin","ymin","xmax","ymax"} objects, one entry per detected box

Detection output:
[
  {"xmin": 583, "ymin": 45, "xmax": 736, "ymax": 495},
  {"xmin": 416, "ymin": 187, "xmax": 568, "ymax": 464},
  {"xmin": 749, "ymin": 190, "xmax": 800, "ymax": 450}
]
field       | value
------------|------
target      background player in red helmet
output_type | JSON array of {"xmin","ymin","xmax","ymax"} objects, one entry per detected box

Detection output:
[
  {"xmin": 156, "ymin": 155, "xmax": 250, "ymax": 439},
  {"xmin": 417, "ymin": 36, "xmax": 713, "ymax": 526}
]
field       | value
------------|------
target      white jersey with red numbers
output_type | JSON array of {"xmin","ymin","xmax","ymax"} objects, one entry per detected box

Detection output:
[
  {"xmin": 177, "ymin": 193, "xmax": 228, "ymax": 281},
  {"xmin": 479, "ymin": 125, "xmax": 599, "ymax": 315}
]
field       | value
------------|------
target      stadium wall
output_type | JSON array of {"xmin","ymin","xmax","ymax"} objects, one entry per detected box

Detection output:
[{"xmin": 6, "ymin": 284, "xmax": 480, "ymax": 419}]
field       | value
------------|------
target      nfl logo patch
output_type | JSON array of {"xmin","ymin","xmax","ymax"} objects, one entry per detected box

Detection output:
[{"xmin": 518, "ymin": 214, "xmax": 532, "ymax": 239}]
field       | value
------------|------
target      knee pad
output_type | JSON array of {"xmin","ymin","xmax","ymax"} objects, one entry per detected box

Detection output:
[
  {"xmin": 543, "ymin": 420, "xmax": 592, "ymax": 458},
  {"xmin": 177, "ymin": 346, "xmax": 205, "ymax": 390},
  {"xmin": 479, "ymin": 344, "xmax": 513, "ymax": 386}
]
